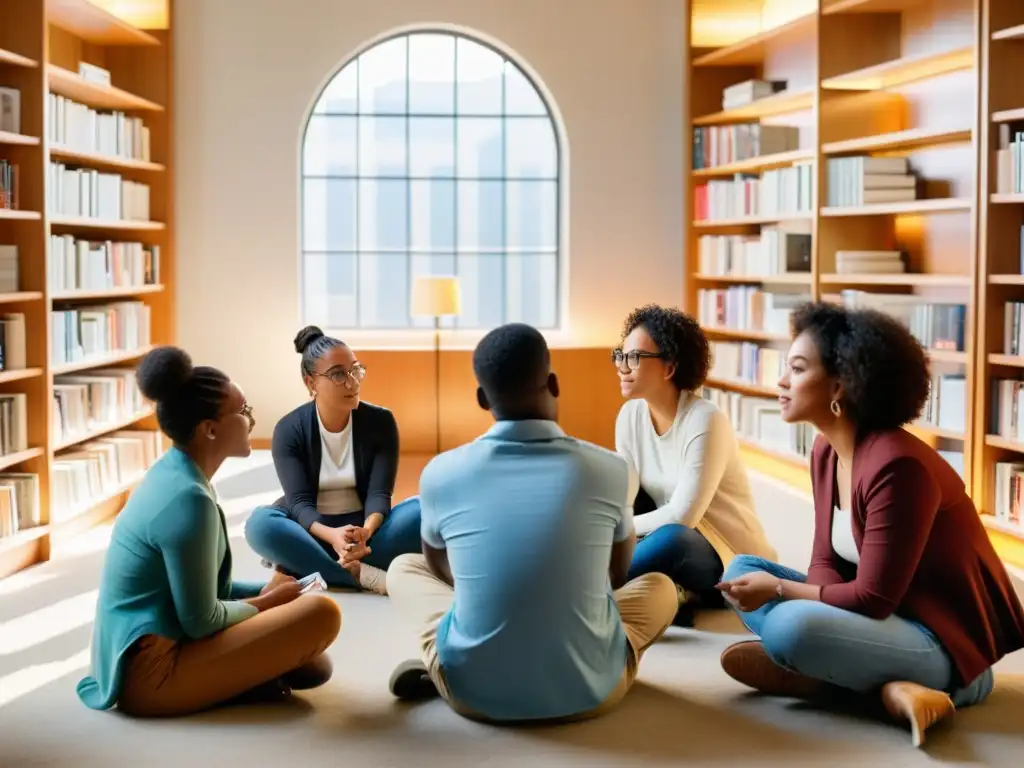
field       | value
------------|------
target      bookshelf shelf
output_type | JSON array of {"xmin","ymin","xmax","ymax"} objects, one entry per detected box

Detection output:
[
  {"xmin": 992, "ymin": 23, "xmax": 1024, "ymax": 41},
  {"xmin": 694, "ymin": 273, "xmax": 813, "ymax": 285},
  {"xmin": 986, "ymin": 435, "xmax": 1024, "ymax": 453},
  {"xmin": 993, "ymin": 107, "xmax": 1024, "ymax": 123},
  {"xmin": 928, "ymin": 350, "xmax": 969, "ymax": 365},
  {"xmin": 822, "ymin": 48, "xmax": 974, "ymax": 91},
  {"xmin": 47, "ymin": 64, "xmax": 164, "ymax": 111},
  {"xmin": 823, "ymin": 0, "xmax": 930, "ymax": 13},
  {"xmin": 693, "ymin": 13, "xmax": 817, "ymax": 67},
  {"xmin": 0, "ymin": 47, "xmax": 38, "ymax": 68},
  {"xmin": 47, "ymin": 0, "xmax": 162, "ymax": 46},
  {"xmin": 819, "ymin": 273, "xmax": 971, "ymax": 286},
  {"xmin": 705, "ymin": 377, "xmax": 780, "ymax": 399},
  {"xmin": 0, "ymin": 131, "xmax": 41, "ymax": 147},
  {"xmin": 692, "ymin": 149, "xmax": 814, "ymax": 177},
  {"xmin": 982, "ymin": 515, "xmax": 1024, "ymax": 541},
  {"xmin": 822, "ymin": 127, "xmax": 972, "ymax": 155},
  {"xmin": 989, "ymin": 275, "xmax": 1024, "ymax": 285},
  {"xmin": 908, "ymin": 423, "xmax": 965, "ymax": 442},
  {"xmin": 49, "ymin": 145, "xmax": 165, "ymax": 172},
  {"xmin": 988, "ymin": 354, "xmax": 1024, "ymax": 368},
  {"xmin": 991, "ymin": 193, "xmax": 1024, "ymax": 204},
  {"xmin": 821, "ymin": 198, "xmax": 973, "ymax": 217},
  {"xmin": 702, "ymin": 326, "xmax": 791, "ymax": 343},
  {"xmin": 695, "ymin": 212, "xmax": 814, "ymax": 228},
  {"xmin": 692, "ymin": 88, "xmax": 815, "ymax": 126},
  {"xmin": 0, "ymin": 0, "xmax": 172, "ymax": 582},
  {"xmin": 0, "ymin": 210, "xmax": 42, "ymax": 221}
]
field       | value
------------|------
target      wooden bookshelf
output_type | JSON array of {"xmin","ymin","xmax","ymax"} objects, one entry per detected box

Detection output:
[
  {"xmin": 0, "ymin": 0, "xmax": 173, "ymax": 579},
  {"xmin": 685, "ymin": 0, "xmax": 1004, "ymax": 557}
]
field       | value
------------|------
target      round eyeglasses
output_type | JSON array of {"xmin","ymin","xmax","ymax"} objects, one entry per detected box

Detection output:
[
  {"xmin": 611, "ymin": 349, "xmax": 666, "ymax": 370},
  {"xmin": 315, "ymin": 364, "xmax": 368, "ymax": 386}
]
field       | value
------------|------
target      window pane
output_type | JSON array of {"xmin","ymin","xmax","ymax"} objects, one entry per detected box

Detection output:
[
  {"xmin": 358, "ymin": 116, "xmax": 407, "ymax": 176},
  {"xmin": 506, "ymin": 117, "xmax": 556, "ymax": 179},
  {"xmin": 506, "ymin": 253, "xmax": 558, "ymax": 327},
  {"xmin": 358, "ymin": 253, "xmax": 410, "ymax": 327},
  {"xmin": 457, "ymin": 118, "xmax": 503, "ymax": 177},
  {"xmin": 411, "ymin": 179, "xmax": 455, "ymax": 252},
  {"xmin": 506, "ymin": 180, "xmax": 557, "ymax": 250},
  {"xmin": 303, "ymin": 252, "xmax": 357, "ymax": 327},
  {"xmin": 456, "ymin": 38, "xmax": 503, "ymax": 114},
  {"xmin": 504, "ymin": 62, "xmax": 546, "ymax": 116},
  {"xmin": 457, "ymin": 180, "xmax": 503, "ymax": 251},
  {"xmin": 409, "ymin": 117, "xmax": 455, "ymax": 176},
  {"xmin": 358, "ymin": 36, "xmax": 407, "ymax": 114},
  {"xmin": 303, "ymin": 179, "xmax": 356, "ymax": 251},
  {"xmin": 408, "ymin": 34, "xmax": 455, "ymax": 114},
  {"xmin": 303, "ymin": 116, "xmax": 357, "ymax": 176},
  {"xmin": 359, "ymin": 179, "xmax": 408, "ymax": 250},
  {"xmin": 314, "ymin": 64, "xmax": 358, "ymax": 114},
  {"xmin": 455, "ymin": 254, "xmax": 504, "ymax": 328}
]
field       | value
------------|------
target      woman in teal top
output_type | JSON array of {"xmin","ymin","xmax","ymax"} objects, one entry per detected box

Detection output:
[{"xmin": 77, "ymin": 346, "xmax": 342, "ymax": 717}]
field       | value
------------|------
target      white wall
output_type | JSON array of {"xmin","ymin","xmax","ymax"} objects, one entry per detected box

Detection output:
[{"xmin": 175, "ymin": 0, "xmax": 685, "ymax": 435}]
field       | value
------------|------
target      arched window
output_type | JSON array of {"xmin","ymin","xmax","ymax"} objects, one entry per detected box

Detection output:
[{"xmin": 301, "ymin": 31, "xmax": 562, "ymax": 330}]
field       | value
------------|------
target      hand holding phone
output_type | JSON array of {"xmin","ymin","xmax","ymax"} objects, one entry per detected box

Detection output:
[{"xmin": 297, "ymin": 572, "xmax": 327, "ymax": 594}]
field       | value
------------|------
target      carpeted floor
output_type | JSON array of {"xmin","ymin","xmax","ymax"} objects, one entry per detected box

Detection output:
[{"xmin": 1, "ymin": 451, "xmax": 1023, "ymax": 767}]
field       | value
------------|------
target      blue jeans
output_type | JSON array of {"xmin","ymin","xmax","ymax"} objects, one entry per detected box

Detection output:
[
  {"xmin": 628, "ymin": 523, "xmax": 724, "ymax": 599},
  {"xmin": 723, "ymin": 555, "xmax": 994, "ymax": 708},
  {"xmin": 244, "ymin": 497, "xmax": 423, "ymax": 589}
]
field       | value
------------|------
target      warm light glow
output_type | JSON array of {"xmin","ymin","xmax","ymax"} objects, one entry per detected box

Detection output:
[
  {"xmin": 411, "ymin": 275, "xmax": 462, "ymax": 318},
  {"xmin": 87, "ymin": 0, "xmax": 168, "ymax": 30},
  {"xmin": 691, "ymin": 0, "xmax": 816, "ymax": 47}
]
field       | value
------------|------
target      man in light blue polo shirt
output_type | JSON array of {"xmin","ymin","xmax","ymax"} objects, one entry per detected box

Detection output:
[{"xmin": 386, "ymin": 323, "xmax": 678, "ymax": 723}]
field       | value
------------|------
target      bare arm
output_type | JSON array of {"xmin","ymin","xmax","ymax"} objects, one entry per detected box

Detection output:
[{"xmin": 609, "ymin": 531, "xmax": 636, "ymax": 590}]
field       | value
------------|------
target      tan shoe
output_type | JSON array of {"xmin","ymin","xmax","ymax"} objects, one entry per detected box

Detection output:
[
  {"xmin": 720, "ymin": 641, "xmax": 825, "ymax": 698},
  {"xmin": 881, "ymin": 681, "xmax": 955, "ymax": 748}
]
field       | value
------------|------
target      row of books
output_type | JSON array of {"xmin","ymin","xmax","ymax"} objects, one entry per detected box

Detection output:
[
  {"xmin": 835, "ymin": 250, "xmax": 906, "ymax": 275},
  {"xmin": 0, "ymin": 473, "xmax": 40, "ymax": 542},
  {"xmin": 995, "ymin": 123, "xmax": 1024, "ymax": 196},
  {"xmin": 709, "ymin": 341, "xmax": 785, "ymax": 390},
  {"xmin": 0, "ymin": 392, "xmax": 28, "ymax": 456},
  {"xmin": 51, "ymin": 301, "xmax": 151, "ymax": 367},
  {"xmin": 0, "ymin": 87, "xmax": 19, "ymax": 134},
  {"xmin": 990, "ymin": 379, "xmax": 1024, "ymax": 442},
  {"xmin": 48, "ymin": 93, "xmax": 152, "ymax": 162},
  {"xmin": 47, "ymin": 162, "xmax": 151, "ymax": 222},
  {"xmin": 49, "ymin": 236, "xmax": 161, "ymax": 293},
  {"xmin": 697, "ymin": 224, "xmax": 811, "ymax": 277},
  {"xmin": 1002, "ymin": 301, "xmax": 1024, "ymax": 356},
  {"xmin": 698, "ymin": 287, "xmax": 808, "ymax": 335},
  {"xmin": 720, "ymin": 79, "xmax": 788, "ymax": 111},
  {"xmin": 53, "ymin": 368, "xmax": 146, "ymax": 447},
  {"xmin": 840, "ymin": 291, "xmax": 966, "ymax": 353},
  {"xmin": 1, "ymin": 159, "xmax": 19, "ymax": 210},
  {"xmin": 51, "ymin": 429, "xmax": 161, "ymax": 524},
  {"xmin": 826, "ymin": 156, "xmax": 917, "ymax": 207},
  {"xmin": 1, "ymin": 312, "xmax": 27, "ymax": 371},
  {"xmin": 702, "ymin": 386, "xmax": 817, "ymax": 461},
  {"xmin": 918, "ymin": 374, "xmax": 967, "ymax": 435},
  {"xmin": 692, "ymin": 124, "xmax": 800, "ymax": 171},
  {"xmin": 0, "ymin": 244, "xmax": 19, "ymax": 293},
  {"xmin": 993, "ymin": 462, "xmax": 1024, "ymax": 531},
  {"xmin": 694, "ymin": 163, "xmax": 814, "ymax": 221}
]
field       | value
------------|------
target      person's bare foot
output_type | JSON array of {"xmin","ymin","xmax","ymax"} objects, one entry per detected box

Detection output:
[
  {"xmin": 720, "ymin": 641, "xmax": 826, "ymax": 698},
  {"xmin": 881, "ymin": 681, "xmax": 955, "ymax": 748}
]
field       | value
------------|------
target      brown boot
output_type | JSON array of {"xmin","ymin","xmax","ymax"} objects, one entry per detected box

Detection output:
[
  {"xmin": 881, "ymin": 681, "xmax": 955, "ymax": 748},
  {"xmin": 720, "ymin": 641, "xmax": 825, "ymax": 698},
  {"xmin": 282, "ymin": 654, "xmax": 334, "ymax": 690}
]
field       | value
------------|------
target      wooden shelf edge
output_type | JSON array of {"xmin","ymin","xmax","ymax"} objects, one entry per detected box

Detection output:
[
  {"xmin": 991, "ymin": 193, "xmax": 1024, "ymax": 204},
  {"xmin": 0, "ymin": 209, "xmax": 42, "ymax": 221},
  {"xmin": 819, "ymin": 273, "xmax": 970, "ymax": 286},
  {"xmin": 821, "ymin": 198, "xmax": 972, "ymax": 217},
  {"xmin": 0, "ymin": 130, "xmax": 41, "ymax": 147},
  {"xmin": 47, "ymin": 64, "xmax": 165, "ymax": 112},
  {"xmin": 52, "ymin": 284, "xmax": 164, "ymax": 301},
  {"xmin": 993, "ymin": 108, "xmax": 1024, "ymax": 124},
  {"xmin": 49, "ymin": 215, "xmax": 166, "ymax": 231},
  {"xmin": 823, "ymin": 0, "xmax": 930, "ymax": 13},
  {"xmin": 821, "ymin": 47, "xmax": 974, "ymax": 91},
  {"xmin": 694, "ymin": 212, "xmax": 814, "ymax": 228},
  {"xmin": 992, "ymin": 23, "xmax": 1024, "ymax": 42},
  {"xmin": 49, "ymin": 477, "xmax": 143, "ymax": 539},
  {"xmin": 0, "ymin": 291, "xmax": 45, "ymax": 303},
  {"xmin": 0, "ymin": 367, "xmax": 45, "ymax": 384},
  {"xmin": 822, "ymin": 126, "xmax": 972, "ymax": 155},
  {"xmin": 692, "ymin": 88, "xmax": 815, "ymax": 126},
  {"xmin": 737, "ymin": 439, "xmax": 813, "ymax": 494},
  {"xmin": 693, "ymin": 149, "xmax": 814, "ymax": 177},
  {"xmin": 706, "ymin": 377, "xmax": 780, "ymax": 398},
  {"xmin": 50, "ymin": 145, "xmax": 165, "ymax": 172},
  {"xmin": 54, "ymin": 408, "xmax": 156, "ymax": 452},
  {"xmin": 702, "ymin": 326, "xmax": 791, "ymax": 342},
  {"xmin": 989, "ymin": 274, "xmax": 1024, "ymax": 285},
  {"xmin": 46, "ymin": 0, "xmax": 162, "ymax": 46},
  {"xmin": 989, "ymin": 354, "xmax": 1024, "ymax": 368},
  {"xmin": 0, "ymin": 447, "xmax": 46, "ymax": 471},
  {"xmin": 694, "ymin": 273, "xmax": 812, "ymax": 285},
  {"xmin": 693, "ymin": 12, "xmax": 816, "ymax": 67},
  {"xmin": 0, "ymin": 47, "xmax": 39, "ymax": 68},
  {"xmin": 51, "ymin": 346, "xmax": 152, "ymax": 375}
]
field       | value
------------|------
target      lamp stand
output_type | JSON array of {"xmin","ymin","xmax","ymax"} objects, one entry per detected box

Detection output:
[{"xmin": 433, "ymin": 315, "xmax": 441, "ymax": 455}]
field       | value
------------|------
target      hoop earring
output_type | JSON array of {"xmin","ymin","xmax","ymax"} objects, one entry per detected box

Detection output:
[
  {"xmin": 309, "ymin": 391, "xmax": 316, "ymax": 399},
  {"xmin": 830, "ymin": 399, "xmax": 842, "ymax": 417}
]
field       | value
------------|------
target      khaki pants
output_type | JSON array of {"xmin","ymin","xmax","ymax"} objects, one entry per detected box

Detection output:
[
  {"xmin": 386, "ymin": 554, "xmax": 678, "ymax": 722},
  {"xmin": 117, "ymin": 593, "xmax": 342, "ymax": 717}
]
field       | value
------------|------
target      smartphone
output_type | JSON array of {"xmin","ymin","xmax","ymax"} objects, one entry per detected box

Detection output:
[{"xmin": 297, "ymin": 572, "xmax": 327, "ymax": 594}]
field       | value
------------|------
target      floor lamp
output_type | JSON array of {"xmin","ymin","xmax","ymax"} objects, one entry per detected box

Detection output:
[{"xmin": 411, "ymin": 275, "xmax": 462, "ymax": 454}]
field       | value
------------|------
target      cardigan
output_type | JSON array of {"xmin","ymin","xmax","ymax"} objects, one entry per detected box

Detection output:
[
  {"xmin": 270, "ymin": 399, "xmax": 400, "ymax": 530},
  {"xmin": 809, "ymin": 429, "xmax": 1024, "ymax": 686},
  {"xmin": 77, "ymin": 447, "xmax": 264, "ymax": 710}
]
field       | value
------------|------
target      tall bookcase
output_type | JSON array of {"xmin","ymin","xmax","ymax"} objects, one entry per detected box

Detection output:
[
  {"xmin": 686, "ymin": 0, "xmax": 1024, "ymax": 568},
  {"xmin": 0, "ymin": 0, "xmax": 173, "ymax": 580}
]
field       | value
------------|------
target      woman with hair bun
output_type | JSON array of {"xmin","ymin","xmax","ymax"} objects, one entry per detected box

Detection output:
[
  {"xmin": 77, "ymin": 346, "xmax": 341, "ymax": 717},
  {"xmin": 244, "ymin": 326, "xmax": 422, "ymax": 593}
]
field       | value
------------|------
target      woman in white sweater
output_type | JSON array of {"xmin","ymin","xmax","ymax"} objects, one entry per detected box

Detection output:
[{"xmin": 613, "ymin": 305, "xmax": 777, "ymax": 625}]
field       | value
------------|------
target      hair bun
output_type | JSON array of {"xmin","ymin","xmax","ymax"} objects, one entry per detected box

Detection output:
[
  {"xmin": 136, "ymin": 346, "xmax": 194, "ymax": 404},
  {"xmin": 293, "ymin": 325, "xmax": 325, "ymax": 354}
]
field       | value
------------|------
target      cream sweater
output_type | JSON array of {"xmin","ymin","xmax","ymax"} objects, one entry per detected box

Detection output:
[{"xmin": 615, "ymin": 392, "xmax": 777, "ymax": 566}]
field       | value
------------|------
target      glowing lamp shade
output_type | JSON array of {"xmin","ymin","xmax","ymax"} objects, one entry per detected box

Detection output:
[{"xmin": 411, "ymin": 275, "xmax": 462, "ymax": 318}]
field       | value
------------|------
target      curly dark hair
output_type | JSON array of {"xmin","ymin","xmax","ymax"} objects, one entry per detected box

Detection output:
[
  {"xmin": 621, "ymin": 304, "xmax": 709, "ymax": 391},
  {"xmin": 790, "ymin": 301, "xmax": 931, "ymax": 433}
]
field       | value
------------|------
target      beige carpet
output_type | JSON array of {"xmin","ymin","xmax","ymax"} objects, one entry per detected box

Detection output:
[{"xmin": 2, "ymin": 451, "xmax": 1023, "ymax": 767}]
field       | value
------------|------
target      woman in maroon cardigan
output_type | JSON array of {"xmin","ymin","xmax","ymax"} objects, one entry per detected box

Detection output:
[{"xmin": 715, "ymin": 301, "xmax": 1024, "ymax": 748}]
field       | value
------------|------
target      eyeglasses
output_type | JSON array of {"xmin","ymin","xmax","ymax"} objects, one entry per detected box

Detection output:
[
  {"xmin": 611, "ymin": 349, "xmax": 666, "ymax": 370},
  {"xmin": 239, "ymin": 403, "xmax": 254, "ymax": 419},
  {"xmin": 315, "ymin": 363, "xmax": 368, "ymax": 386}
]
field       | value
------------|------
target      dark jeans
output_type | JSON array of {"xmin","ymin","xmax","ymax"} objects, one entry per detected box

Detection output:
[
  {"xmin": 627, "ymin": 487, "xmax": 724, "ymax": 605},
  {"xmin": 244, "ymin": 497, "xmax": 423, "ymax": 589}
]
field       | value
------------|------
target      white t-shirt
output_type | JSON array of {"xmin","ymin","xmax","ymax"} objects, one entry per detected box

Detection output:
[
  {"xmin": 315, "ymin": 406, "xmax": 362, "ymax": 516},
  {"xmin": 831, "ymin": 507, "xmax": 860, "ymax": 564},
  {"xmin": 615, "ymin": 392, "xmax": 777, "ymax": 565}
]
